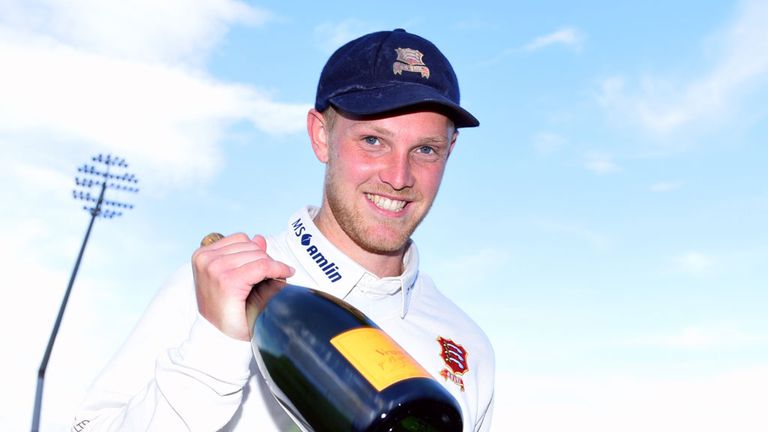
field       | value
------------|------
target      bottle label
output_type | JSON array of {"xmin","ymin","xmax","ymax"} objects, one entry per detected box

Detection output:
[{"xmin": 331, "ymin": 327, "xmax": 432, "ymax": 391}]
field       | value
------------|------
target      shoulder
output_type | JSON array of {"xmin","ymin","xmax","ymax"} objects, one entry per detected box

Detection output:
[
  {"xmin": 149, "ymin": 263, "xmax": 197, "ymax": 317},
  {"xmin": 410, "ymin": 272, "xmax": 496, "ymax": 369},
  {"xmin": 413, "ymin": 274, "xmax": 493, "ymax": 340}
]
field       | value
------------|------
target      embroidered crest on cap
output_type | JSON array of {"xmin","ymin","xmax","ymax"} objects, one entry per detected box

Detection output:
[
  {"xmin": 437, "ymin": 336, "xmax": 468, "ymax": 391},
  {"xmin": 393, "ymin": 48, "xmax": 430, "ymax": 79}
]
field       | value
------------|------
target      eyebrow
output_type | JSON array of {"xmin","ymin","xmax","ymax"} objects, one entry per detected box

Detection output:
[
  {"xmin": 358, "ymin": 125, "xmax": 450, "ymax": 145},
  {"xmin": 417, "ymin": 136, "xmax": 450, "ymax": 145},
  {"xmin": 365, "ymin": 125, "xmax": 395, "ymax": 138}
]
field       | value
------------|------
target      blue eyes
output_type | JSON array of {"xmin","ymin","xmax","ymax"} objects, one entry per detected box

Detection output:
[{"xmin": 361, "ymin": 137, "xmax": 438, "ymax": 157}]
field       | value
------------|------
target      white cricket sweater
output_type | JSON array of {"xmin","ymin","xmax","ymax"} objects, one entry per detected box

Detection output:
[{"xmin": 73, "ymin": 207, "xmax": 495, "ymax": 431}]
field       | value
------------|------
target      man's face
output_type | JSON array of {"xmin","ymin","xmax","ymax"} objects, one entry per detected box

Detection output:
[{"xmin": 318, "ymin": 109, "xmax": 457, "ymax": 255}]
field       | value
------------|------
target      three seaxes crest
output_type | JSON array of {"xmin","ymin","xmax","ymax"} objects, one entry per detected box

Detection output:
[{"xmin": 393, "ymin": 48, "xmax": 430, "ymax": 79}]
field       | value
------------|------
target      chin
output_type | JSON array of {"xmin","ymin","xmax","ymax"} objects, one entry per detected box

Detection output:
[{"xmin": 358, "ymin": 230, "xmax": 411, "ymax": 255}]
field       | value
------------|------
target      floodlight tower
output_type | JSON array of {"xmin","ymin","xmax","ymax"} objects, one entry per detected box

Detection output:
[{"xmin": 31, "ymin": 154, "xmax": 139, "ymax": 432}]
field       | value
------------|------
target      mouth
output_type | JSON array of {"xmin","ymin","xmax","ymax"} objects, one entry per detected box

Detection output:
[{"xmin": 365, "ymin": 193, "xmax": 408, "ymax": 212}]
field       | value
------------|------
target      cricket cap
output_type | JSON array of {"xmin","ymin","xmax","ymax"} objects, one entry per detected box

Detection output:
[{"xmin": 315, "ymin": 28, "xmax": 479, "ymax": 128}]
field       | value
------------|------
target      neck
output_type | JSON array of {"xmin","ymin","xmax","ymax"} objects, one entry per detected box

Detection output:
[{"xmin": 313, "ymin": 206, "xmax": 405, "ymax": 278}]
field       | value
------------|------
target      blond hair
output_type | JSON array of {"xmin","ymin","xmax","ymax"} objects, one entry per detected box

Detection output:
[{"xmin": 321, "ymin": 105, "xmax": 338, "ymax": 132}]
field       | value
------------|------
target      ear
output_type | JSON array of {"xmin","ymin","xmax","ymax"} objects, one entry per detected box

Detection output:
[{"xmin": 307, "ymin": 108, "xmax": 330, "ymax": 163}]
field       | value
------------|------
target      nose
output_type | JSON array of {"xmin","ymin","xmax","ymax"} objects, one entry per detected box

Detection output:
[{"xmin": 379, "ymin": 150, "xmax": 414, "ymax": 191}]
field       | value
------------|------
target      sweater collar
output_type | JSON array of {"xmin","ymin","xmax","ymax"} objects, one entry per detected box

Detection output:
[{"xmin": 285, "ymin": 206, "xmax": 419, "ymax": 317}]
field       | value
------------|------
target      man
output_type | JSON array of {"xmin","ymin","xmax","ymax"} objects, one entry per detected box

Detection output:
[{"xmin": 73, "ymin": 28, "xmax": 495, "ymax": 431}]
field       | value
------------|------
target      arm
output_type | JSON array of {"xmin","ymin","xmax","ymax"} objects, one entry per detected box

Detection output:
[
  {"xmin": 474, "ymin": 391, "xmax": 495, "ymax": 432},
  {"xmin": 73, "ymin": 234, "xmax": 294, "ymax": 431}
]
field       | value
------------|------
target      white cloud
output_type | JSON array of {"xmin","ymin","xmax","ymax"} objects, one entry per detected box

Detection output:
[
  {"xmin": 495, "ymin": 367, "xmax": 768, "ymax": 432},
  {"xmin": 533, "ymin": 132, "xmax": 567, "ymax": 155},
  {"xmin": 536, "ymin": 219, "xmax": 612, "ymax": 250},
  {"xmin": 0, "ymin": 3, "xmax": 311, "ymax": 429},
  {"xmin": 650, "ymin": 180, "xmax": 683, "ymax": 192},
  {"xmin": 314, "ymin": 19, "xmax": 370, "ymax": 53},
  {"xmin": 1, "ymin": 0, "xmax": 270, "ymax": 64},
  {"xmin": 674, "ymin": 251, "xmax": 716, "ymax": 275},
  {"xmin": 431, "ymin": 247, "xmax": 515, "ymax": 291},
  {"xmin": 597, "ymin": 0, "xmax": 768, "ymax": 134},
  {"xmin": 584, "ymin": 152, "xmax": 621, "ymax": 174},
  {"xmin": 0, "ymin": 1, "xmax": 309, "ymax": 192},
  {"xmin": 524, "ymin": 27, "xmax": 583, "ymax": 52},
  {"xmin": 8, "ymin": 160, "xmax": 74, "ymax": 192},
  {"xmin": 479, "ymin": 26, "xmax": 584, "ymax": 67},
  {"xmin": 624, "ymin": 325, "xmax": 768, "ymax": 350}
]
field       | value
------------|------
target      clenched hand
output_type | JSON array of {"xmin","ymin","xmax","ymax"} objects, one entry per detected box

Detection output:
[{"xmin": 191, "ymin": 233, "xmax": 294, "ymax": 341}]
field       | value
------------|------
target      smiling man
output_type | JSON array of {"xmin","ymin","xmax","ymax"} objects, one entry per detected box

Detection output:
[
  {"xmin": 74, "ymin": 29, "xmax": 495, "ymax": 432},
  {"xmin": 311, "ymin": 107, "xmax": 455, "ymax": 275}
]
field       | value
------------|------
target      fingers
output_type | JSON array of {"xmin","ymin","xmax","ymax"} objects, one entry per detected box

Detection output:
[
  {"xmin": 196, "ymin": 238, "xmax": 266, "ymax": 267},
  {"xmin": 194, "ymin": 233, "xmax": 294, "ymax": 280},
  {"xmin": 251, "ymin": 234, "xmax": 267, "ymax": 250},
  {"xmin": 201, "ymin": 249, "xmax": 294, "ymax": 289},
  {"xmin": 191, "ymin": 232, "xmax": 293, "ymax": 341},
  {"xmin": 228, "ymin": 253, "xmax": 295, "ymax": 284},
  {"xmin": 196, "ymin": 232, "xmax": 252, "ymax": 254}
]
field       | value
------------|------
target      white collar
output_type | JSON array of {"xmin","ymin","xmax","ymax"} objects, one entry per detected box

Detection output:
[{"xmin": 285, "ymin": 206, "xmax": 419, "ymax": 318}]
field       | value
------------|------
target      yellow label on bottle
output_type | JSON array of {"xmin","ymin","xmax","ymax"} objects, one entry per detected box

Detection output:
[{"xmin": 331, "ymin": 327, "xmax": 432, "ymax": 391}]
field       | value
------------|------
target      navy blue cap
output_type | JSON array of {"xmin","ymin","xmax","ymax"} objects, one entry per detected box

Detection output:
[{"xmin": 315, "ymin": 29, "xmax": 479, "ymax": 128}]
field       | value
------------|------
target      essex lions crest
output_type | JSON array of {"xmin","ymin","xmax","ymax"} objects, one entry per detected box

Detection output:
[
  {"xmin": 437, "ymin": 336, "xmax": 468, "ymax": 391},
  {"xmin": 393, "ymin": 48, "xmax": 430, "ymax": 78}
]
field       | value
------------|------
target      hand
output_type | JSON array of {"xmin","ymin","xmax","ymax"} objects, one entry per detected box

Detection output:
[
  {"xmin": 244, "ymin": 278, "xmax": 287, "ymax": 332},
  {"xmin": 192, "ymin": 233, "xmax": 294, "ymax": 341}
]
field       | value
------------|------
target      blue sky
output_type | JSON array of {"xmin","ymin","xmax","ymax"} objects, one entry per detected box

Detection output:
[{"xmin": 1, "ymin": 0, "xmax": 767, "ymax": 430}]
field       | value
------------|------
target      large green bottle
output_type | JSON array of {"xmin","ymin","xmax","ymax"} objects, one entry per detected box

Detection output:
[{"xmin": 248, "ymin": 280, "xmax": 463, "ymax": 432}]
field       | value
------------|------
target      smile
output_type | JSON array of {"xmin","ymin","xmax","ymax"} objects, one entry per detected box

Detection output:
[{"xmin": 365, "ymin": 193, "xmax": 407, "ymax": 212}]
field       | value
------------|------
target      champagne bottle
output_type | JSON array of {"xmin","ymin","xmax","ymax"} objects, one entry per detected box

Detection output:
[{"xmin": 247, "ymin": 279, "xmax": 463, "ymax": 432}]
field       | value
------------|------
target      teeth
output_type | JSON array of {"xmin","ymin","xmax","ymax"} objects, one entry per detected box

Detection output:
[{"xmin": 366, "ymin": 194, "xmax": 406, "ymax": 212}]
